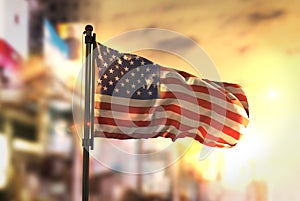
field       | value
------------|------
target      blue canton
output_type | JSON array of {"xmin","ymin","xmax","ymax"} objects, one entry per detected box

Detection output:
[{"xmin": 96, "ymin": 43, "xmax": 160, "ymax": 99}]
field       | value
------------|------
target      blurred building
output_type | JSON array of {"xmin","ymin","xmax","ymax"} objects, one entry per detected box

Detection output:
[
  {"xmin": 246, "ymin": 180, "xmax": 268, "ymax": 201},
  {"xmin": 0, "ymin": 0, "xmax": 29, "ymax": 59},
  {"xmin": 0, "ymin": 49, "xmax": 77, "ymax": 200},
  {"xmin": 27, "ymin": 0, "xmax": 101, "ymax": 55},
  {"xmin": 42, "ymin": 0, "xmax": 101, "ymax": 24},
  {"xmin": 0, "ymin": 0, "xmax": 28, "ymax": 89}
]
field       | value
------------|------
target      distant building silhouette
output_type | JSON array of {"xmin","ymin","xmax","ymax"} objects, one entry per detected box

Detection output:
[
  {"xmin": 64, "ymin": 26, "xmax": 80, "ymax": 60},
  {"xmin": 28, "ymin": 0, "xmax": 101, "ymax": 55}
]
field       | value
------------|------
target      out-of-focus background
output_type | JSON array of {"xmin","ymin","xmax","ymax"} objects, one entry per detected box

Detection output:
[{"xmin": 0, "ymin": 0, "xmax": 299, "ymax": 200}]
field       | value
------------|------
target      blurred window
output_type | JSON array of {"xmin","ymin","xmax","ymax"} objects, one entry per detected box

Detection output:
[
  {"xmin": 12, "ymin": 120, "xmax": 37, "ymax": 142},
  {"xmin": 49, "ymin": 3, "xmax": 57, "ymax": 12},
  {"xmin": 0, "ymin": 115, "xmax": 4, "ymax": 132}
]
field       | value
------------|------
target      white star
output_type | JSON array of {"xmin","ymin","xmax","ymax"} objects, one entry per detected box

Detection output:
[
  {"xmin": 130, "ymin": 60, "xmax": 134, "ymax": 65},
  {"xmin": 109, "ymin": 80, "xmax": 114, "ymax": 85},
  {"xmin": 115, "ymin": 65, "xmax": 119, "ymax": 69},
  {"xmin": 121, "ymin": 71, "xmax": 124, "ymax": 75},
  {"xmin": 125, "ymin": 78, "xmax": 129, "ymax": 83},
  {"xmin": 115, "ymin": 76, "xmax": 120, "ymax": 81},
  {"xmin": 103, "ymin": 62, "xmax": 108, "ymax": 67},
  {"xmin": 152, "ymin": 73, "xmax": 156, "ymax": 77},
  {"xmin": 126, "ymin": 90, "xmax": 130, "ymax": 94},
  {"xmin": 109, "ymin": 68, "xmax": 114, "ymax": 74},
  {"xmin": 112, "ymin": 54, "xmax": 116, "ymax": 59},
  {"xmin": 97, "ymin": 78, "xmax": 102, "ymax": 84},
  {"xmin": 124, "ymin": 66, "xmax": 129, "ymax": 71},
  {"xmin": 103, "ymin": 74, "xmax": 108, "ymax": 79},
  {"xmin": 121, "ymin": 82, "xmax": 125, "ymax": 87},
  {"xmin": 137, "ymin": 79, "xmax": 141, "ymax": 84},
  {"xmin": 131, "ymin": 72, "xmax": 135, "ymax": 77},
  {"xmin": 145, "ymin": 77, "xmax": 153, "ymax": 89},
  {"xmin": 136, "ymin": 68, "xmax": 140, "ymax": 72},
  {"xmin": 137, "ymin": 91, "xmax": 141, "ymax": 96},
  {"xmin": 132, "ymin": 84, "xmax": 136, "ymax": 89},
  {"xmin": 141, "ymin": 60, "xmax": 145, "ymax": 65},
  {"xmin": 146, "ymin": 67, "xmax": 150, "ymax": 72},
  {"xmin": 103, "ymin": 86, "xmax": 108, "ymax": 91},
  {"xmin": 123, "ymin": 55, "xmax": 128, "ymax": 60},
  {"xmin": 106, "ymin": 47, "xmax": 110, "ymax": 53},
  {"xmin": 148, "ymin": 91, "xmax": 152, "ymax": 96},
  {"xmin": 135, "ymin": 56, "xmax": 140, "ymax": 60},
  {"xmin": 118, "ymin": 59, "xmax": 122, "ymax": 64},
  {"xmin": 141, "ymin": 73, "xmax": 144, "ymax": 77},
  {"xmin": 145, "ymin": 78, "xmax": 152, "ymax": 86},
  {"xmin": 115, "ymin": 88, "xmax": 119, "ymax": 93},
  {"xmin": 109, "ymin": 58, "xmax": 113, "ymax": 62}
]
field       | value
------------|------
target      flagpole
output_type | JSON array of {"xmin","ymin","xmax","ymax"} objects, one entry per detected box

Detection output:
[{"xmin": 82, "ymin": 24, "xmax": 96, "ymax": 201}]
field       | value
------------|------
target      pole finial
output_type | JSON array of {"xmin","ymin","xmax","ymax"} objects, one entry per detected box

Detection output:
[{"xmin": 85, "ymin": 25, "xmax": 93, "ymax": 32}]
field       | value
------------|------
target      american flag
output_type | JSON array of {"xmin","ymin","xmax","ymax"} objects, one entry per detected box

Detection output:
[{"xmin": 94, "ymin": 43, "xmax": 249, "ymax": 148}]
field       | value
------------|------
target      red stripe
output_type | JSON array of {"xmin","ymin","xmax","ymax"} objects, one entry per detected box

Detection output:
[
  {"xmin": 160, "ymin": 91, "xmax": 248, "ymax": 126},
  {"xmin": 177, "ymin": 70, "xmax": 196, "ymax": 78},
  {"xmin": 96, "ymin": 102, "xmax": 201, "ymax": 120},
  {"xmin": 161, "ymin": 77, "xmax": 234, "ymax": 102},
  {"xmin": 96, "ymin": 90, "xmax": 247, "ymax": 126},
  {"xmin": 163, "ymin": 76, "xmax": 249, "ymax": 114},
  {"xmin": 96, "ymin": 98, "xmax": 245, "ymax": 139},
  {"xmin": 95, "ymin": 109, "xmax": 242, "ymax": 140},
  {"xmin": 96, "ymin": 117, "xmax": 190, "ymax": 130},
  {"xmin": 202, "ymin": 79, "xmax": 249, "ymax": 109},
  {"xmin": 196, "ymin": 127, "xmax": 236, "ymax": 146},
  {"xmin": 94, "ymin": 129, "xmax": 233, "ymax": 148}
]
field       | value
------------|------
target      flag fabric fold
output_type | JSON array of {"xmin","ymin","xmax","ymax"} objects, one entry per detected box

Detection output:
[{"xmin": 94, "ymin": 43, "xmax": 249, "ymax": 148}]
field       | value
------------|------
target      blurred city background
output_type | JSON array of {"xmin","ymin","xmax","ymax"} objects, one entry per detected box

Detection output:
[{"xmin": 0, "ymin": 0, "xmax": 300, "ymax": 200}]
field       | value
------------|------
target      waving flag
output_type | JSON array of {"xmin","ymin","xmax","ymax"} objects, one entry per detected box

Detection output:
[{"xmin": 94, "ymin": 43, "xmax": 249, "ymax": 148}]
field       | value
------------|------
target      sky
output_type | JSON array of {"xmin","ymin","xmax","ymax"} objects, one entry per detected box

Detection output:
[{"xmin": 88, "ymin": 0, "xmax": 300, "ymax": 198}]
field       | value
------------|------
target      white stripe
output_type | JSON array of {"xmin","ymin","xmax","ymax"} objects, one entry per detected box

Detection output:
[
  {"xmin": 95, "ymin": 124, "xmax": 209, "ymax": 143},
  {"xmin": 160, "ymin": 70, "xmax": 248, "ymax": 114},
  {"xmin": 160, "ymin": 83, "xmax": 248, "ymax": 118},
  {"xmin": 96, "ymin": 83, "xmax": 248, "ymax": 120},
  {"xmin": 96, "ymin": 93, "xmax": 248, "ymax": 124},
  {"xmin": 95, "ymin": 101, "xmax": 245, "ymax": 133},
  {"xmin": 94, "ymin": 120, "xmax": 238, "ymax": 145},
  {"xmin": 96, "ymin": 100, "xmax": 245, "ymax": 133}
]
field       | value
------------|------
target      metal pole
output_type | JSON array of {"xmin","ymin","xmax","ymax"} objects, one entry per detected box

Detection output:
[
  {"xmin": 137, "ymin": 140, "xmax": 143, "ymax": 192},
  {"xmin": 82, "ymin": 24, "xmax": 94, "ymax": 201},
  {"xmin": 90, "ymin": 33, "xmax": 97, "ymax": 150}
]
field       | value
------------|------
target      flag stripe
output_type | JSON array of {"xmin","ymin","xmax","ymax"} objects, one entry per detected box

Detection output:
[
  {"xmin": 95, "ymin": 95, "xmax": 248, "ymax": 127},
  {"xmin": 95, "ymin": 107, "xmax": 243, "ymax": 139},
  {"xmin": 95, "ymin": 128, "xmax": 236, "ymax": 148},
  {"xmin": 160, "ymin": 90, "xmax": 248, "ymax": 124},
  {"xmin": 96, "ymin": 86, "xmax": 248, "ymax": 125},
  {"xmin": 95, "ymin": 96, "xmax": 246, "ymax": 133},
  {"xmin": 94, "ymin": 124, "xmax": 237, "ymax": 148},
  {"xmin": 95, "ymin": 95, "xmax": 245, "ymax": 142},
  {"xmin": 95, "ymin": 116, "xmax": 242, "ymax": 142}
]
